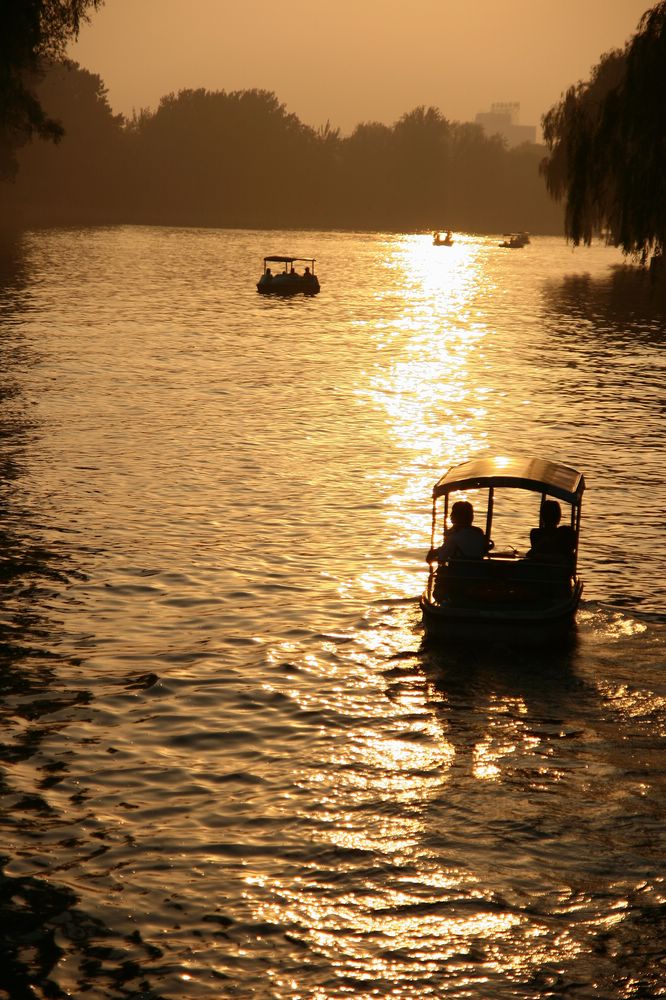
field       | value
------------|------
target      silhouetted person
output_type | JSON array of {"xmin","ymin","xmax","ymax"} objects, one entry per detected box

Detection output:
[
  {"xmin": 257, "ymin": 267, "xmax": 273, "ymax": 291},
  {"xmin": 527, "ymin": 499, "xmax": 575, "ymax": 563},
  {"xmin": 427, "ymin": 500, "xmax": 488, "ymax": 562}
]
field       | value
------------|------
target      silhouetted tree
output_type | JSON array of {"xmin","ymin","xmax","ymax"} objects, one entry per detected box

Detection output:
[
  {"xmin": 0, "ymin": 0, "xmax": 103, "ymax": 178},
  {"xmin": 390, "ymin": 106, "xmax": 452, "ymax": 229},
  {"xmin": 541, "ymin": 2, "xmax": 666, "ymax": 262},
  {"xmin": 127, "ymin": 87, "xmax": 319, "ymax": 227},
  {"xmin": 498, "ymin": 142, "xmax": 564, "ymax": 235},
  {"xmin": 338, "ymin": 122, "xmax": 395, "ymax": 228},
  {"xmin": 447, "ymin": 122, "xmax": 504, "ymax": 230},
  {"xmin": 1, "ymin": 65, "xmax": 564, "ymax": 234},
  {"xmin": 4, "ymin": 60, "xmax": 126, "ymax": 224}
]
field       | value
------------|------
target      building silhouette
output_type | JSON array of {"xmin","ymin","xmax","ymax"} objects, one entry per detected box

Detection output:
[{"xmin": 475, "ymin": 102, "xmax": 537, "ymax": 148}]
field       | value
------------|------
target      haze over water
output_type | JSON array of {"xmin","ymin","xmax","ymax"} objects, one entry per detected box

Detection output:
[{"xmin": 0, "ymin": 227, "xmax": 664, "ymax": 998}]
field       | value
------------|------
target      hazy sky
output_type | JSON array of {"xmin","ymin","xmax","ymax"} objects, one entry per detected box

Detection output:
[{"xmin": 69, "ymin": 0, "xmax": 652, "ymax": 136}]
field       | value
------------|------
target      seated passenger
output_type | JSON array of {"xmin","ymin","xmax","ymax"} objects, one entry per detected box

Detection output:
[
  {"xmin": 527, "ymin": 499, "xmax": 575, "ymax": 563},
  {"xmin": 427, "ymin": 500, "xmax": 488, "ymax": 562}
]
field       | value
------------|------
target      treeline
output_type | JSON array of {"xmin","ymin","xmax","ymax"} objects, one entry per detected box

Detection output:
[{"xmin": 1, "ymin": 60, "xmax": 564, "ymax": 234}]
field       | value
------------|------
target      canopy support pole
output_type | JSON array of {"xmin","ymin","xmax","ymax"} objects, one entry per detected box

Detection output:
[{"xmin": 485, "ymin": 487, "xmax": 494, "ymax": 547}]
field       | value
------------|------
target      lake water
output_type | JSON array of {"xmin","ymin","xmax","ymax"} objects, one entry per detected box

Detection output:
[{"xmin": 0, "ymin": 227, "xmax": 664, "ymax": 999}]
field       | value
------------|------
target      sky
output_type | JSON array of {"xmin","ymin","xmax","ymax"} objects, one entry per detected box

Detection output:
[{"xmin": 68, "ymin": 0, "xmax": 653, "ymax": 137}]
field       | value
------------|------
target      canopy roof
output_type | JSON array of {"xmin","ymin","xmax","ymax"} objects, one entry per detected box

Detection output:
[
  {"xmin": 263, "ymin": 255, "xmax": 315, "ymax": 264},
  {"xmin": 432, "ymin": 456, "xmax": 585, "ymax": 504}
]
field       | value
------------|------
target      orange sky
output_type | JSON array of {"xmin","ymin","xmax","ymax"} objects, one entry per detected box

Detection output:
[{"xmin": 69, "ymin": 0, "xmax": 652, "ymax": 136}]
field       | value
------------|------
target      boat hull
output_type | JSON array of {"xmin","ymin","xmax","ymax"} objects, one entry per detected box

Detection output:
[
  {"xmin": 257, "ymin": 277, "xmax": 320, "ymax": 296},
  {"xmin": 420, "ymin": 580, "xmax": 583, "ymax": 645}
]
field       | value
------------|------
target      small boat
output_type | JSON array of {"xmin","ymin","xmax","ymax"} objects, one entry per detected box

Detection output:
[
  {"xmin": 433, "ymin": 230, "xmax": 454, "ymax": 246},
  {"xmin": 420, "ymin": 455, "xmax": 585, "ymax": 644},
  {"xmin": 499, "ymin": 232, "xmax": 530, "ymax": 249},
  {"xmin": 257, "ymin": 256, "xmax": 320, "ymax": 295}
]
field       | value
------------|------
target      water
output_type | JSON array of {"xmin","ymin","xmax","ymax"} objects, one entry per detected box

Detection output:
[{"xmin": 0, "ymin": 227, "xmax": 664, "ymax": 999}]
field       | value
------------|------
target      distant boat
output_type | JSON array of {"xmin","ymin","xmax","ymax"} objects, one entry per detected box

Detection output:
[
  {"xmin": 433, "ymin": 230, "xmax": 454, "ymax": 246},
  {"xmin": 499, "ymin": 232, "xmax": 530, "ymax": 249},
  {"xmin": 257, "ymin": 256, "xmax": 320, "ymax": 295},
  {"xmin": 420, "ymin": 455, "xmax": 585, "ymax": 644}
]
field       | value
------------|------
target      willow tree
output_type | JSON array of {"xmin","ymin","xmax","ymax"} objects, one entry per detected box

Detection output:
[
  {"xmin": 0, "ymin": 0, "xmax": 103, "ymax": 178},
  {"xmin": 541, "ymin": 2, "xmax": 666, "ymax": 262}
]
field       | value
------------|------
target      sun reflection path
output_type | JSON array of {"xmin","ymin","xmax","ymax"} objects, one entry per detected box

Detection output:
[
  {"xmin": 236, "ymin": 233, "xmax": 664, "ymax": 998},
  {"xmin": 245, "ymin": 683, "xmax": 601, "ymax": 996},
  {"xmin": 257, "ymin": 613, "xmax": 608, "ymax": 994},
  {"xmin": 247, "ymin": 862, "xmax": 586, "ymax": 999},
  {"xmin": 352, "ymin": 234, "xmax": 497, "ymax": 605}
]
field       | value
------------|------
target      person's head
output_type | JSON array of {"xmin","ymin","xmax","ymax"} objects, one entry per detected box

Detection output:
[
  {"xmin": 541, "ymin": 499, "xmax": 562, "ymax": 528},
  {"xmin": 450, "ymin": 499, "xmax": 474, "ymax": 528}
]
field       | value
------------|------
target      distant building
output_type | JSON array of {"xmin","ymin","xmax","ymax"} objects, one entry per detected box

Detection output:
[{"xmin": 475, "ymin": 102, "xmax": 537, "ymax": 148}]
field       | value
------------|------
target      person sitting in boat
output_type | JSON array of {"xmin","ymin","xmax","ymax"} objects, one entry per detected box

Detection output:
[
  {"xmin": 257, "ymin": 267, "xmax": 273, "ymax": 289},
  {"xmin": 527, "ymin": 499, "xmax": 575, "ymax": 563},
  {"xmin": 427, "ymin": 500, "xmax": 488, "ymax": 562}
]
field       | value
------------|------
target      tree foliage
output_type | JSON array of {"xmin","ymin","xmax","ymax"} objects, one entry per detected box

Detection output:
[
  {"xmin": 0, "ymin": 63, "xmax": 563, "ymax": 234},
  {"xmin": 0, "ymin": 0, "xmax": 102, "ymax": 177},
  {"xmin": 10, "ymin": 61, "xmax": 125, "ymax": 223},
  {"xmin": 541, "ymin": 2, "xmax": 666, "ymax": 262}
]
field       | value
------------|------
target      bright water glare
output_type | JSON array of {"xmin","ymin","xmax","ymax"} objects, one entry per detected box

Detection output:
[{"xmin": 0, "ymin": 227, "xmax": 664, "ymax": 999}]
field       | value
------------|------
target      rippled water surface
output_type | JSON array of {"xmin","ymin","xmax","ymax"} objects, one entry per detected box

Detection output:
[{"xmin": 0, "ymin": 227, "xmax": 664, "ymax": 999}]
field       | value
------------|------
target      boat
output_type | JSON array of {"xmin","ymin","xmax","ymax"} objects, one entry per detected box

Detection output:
[
  {"xmin": 499, "ymin": 232, "xmax": 530, "ymax": 249},
  {"xmin": 433, "ymin": 230, "xmax": 454, "ymax": 246},
  {"xmin": 257, "ymin": 256, "xmax": 320, "ymax": 295},
  {"xmin": 420, "ymin": 456, "xmax": 585, "ymax": 643}
]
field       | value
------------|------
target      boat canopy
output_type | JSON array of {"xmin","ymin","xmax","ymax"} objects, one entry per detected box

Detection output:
[
  {"xmin": 263, "ymin": 255, "xmax": 316, "ymax": 265},
  {"xmin": 432, "ymin": 456, "xmax": 585, "ymax": 504}
]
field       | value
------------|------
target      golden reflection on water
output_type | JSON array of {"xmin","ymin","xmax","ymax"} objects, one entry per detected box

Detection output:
[
  {"xmin": 308, "ymin": 237, "xmax": 571, "ymax": 990},
  {"xmin": 355, "ymin": 234, "xmax": 495, "ymax": 604},
  {"xmin": 378, "ymin": 232, "xmax": 492, "ymax": 456},
  {"xmin": 249, "ymin": 863, "xmax": 578, "ymax": 993},
  {"xmin": 470, "ymin": 694, "xmax": 538, "ymax": 782},
  {"xmin": 581, "ymin": 606, "xmax": 648, "ymax": 640},
  {"xmin": 256, "ymin": 648, "xmax": 586, "ymax": 986},
  {"xmin": 261, "ymin": 235, "xmax": 598, "ymax": 987},
  {"xmin": 273, "ymin": 238, "xmax": 539, "ymax": 982}
]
